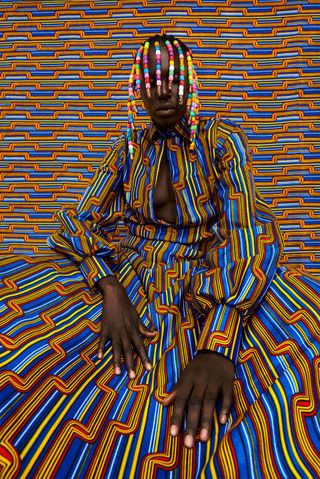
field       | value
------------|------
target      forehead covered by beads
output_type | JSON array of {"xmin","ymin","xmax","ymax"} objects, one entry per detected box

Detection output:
[{"xmin": 127, "ymin": 35, "xmax": 199, "ymax": 160}]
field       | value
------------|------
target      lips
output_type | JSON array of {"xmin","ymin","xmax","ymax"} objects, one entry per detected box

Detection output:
[{"xmin": 156, "ymin": 104, "xmax": 175, "ymax": 111}]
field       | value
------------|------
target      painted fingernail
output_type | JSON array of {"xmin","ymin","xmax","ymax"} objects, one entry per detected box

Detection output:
[
  {"xmin": 200, "ymin": 429, "xmax": 208, "ymax": 441},
  {"xmin": 114, "ymin": 367, "xmax": 121, "ymax": 375},
  {"xmin": 129, "ymin": 370, "xmax": 136, "ymax": 379},
  {"xmin": 170, "ymin": 425, "xmax": 178, "ymax": 436},
  {"xmin": 185, "ymin": 435, "xmax": 194, "ymax": 448}
]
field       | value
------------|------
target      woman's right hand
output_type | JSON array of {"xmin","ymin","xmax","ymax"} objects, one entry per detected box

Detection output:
[{"xmin": 96, "ymin": 276, "xmax": 158, "ymax": 378}]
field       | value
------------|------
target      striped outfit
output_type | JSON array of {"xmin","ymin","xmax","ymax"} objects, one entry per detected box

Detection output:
[{"xmin": 0, "ymin": 117, "xmax": 319, "ymax": 478}]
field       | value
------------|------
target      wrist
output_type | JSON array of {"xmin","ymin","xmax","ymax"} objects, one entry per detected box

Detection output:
[
  {"xmin": 196, "ymin": 350, "xmax": 233, "ymax": 364},
  {"xmin": 96, "ymin": 275, "xmax": 121, "ymax": 293},
  {"xmin": 196, "ymin": 349, "xmax": 219, "ymax": 355}
]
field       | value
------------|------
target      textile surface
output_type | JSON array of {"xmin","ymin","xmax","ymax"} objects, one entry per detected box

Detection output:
[
  {"xmin": 1, "ymin": 1, "xmax": 319, "ymax": 477},
  {"xmin": 0, "ymin": 0, "xmax": 319, "ymax": 274},
  {"xmin": 1, "ymin": 118, "xmax": 319, "ymax": 478}
]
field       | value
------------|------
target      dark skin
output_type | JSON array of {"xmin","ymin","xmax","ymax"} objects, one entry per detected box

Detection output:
[{"xmin": 96, "ymin": 40, "xmax": 235, "ymax": 448}]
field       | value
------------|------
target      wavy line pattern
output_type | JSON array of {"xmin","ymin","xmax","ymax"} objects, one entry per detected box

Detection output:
[
  {"xmin": 0, "ymin": 0, "xmax": 319, "ymax": 274},
  {"xmin": 1, "ymin": 112, "xmax": 320, "ymax": 478}
]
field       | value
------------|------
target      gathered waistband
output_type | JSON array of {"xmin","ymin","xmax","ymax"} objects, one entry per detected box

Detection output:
[
  {"xmin": 117, "ymin": 234, "xmax": 212, "ymax": 269},
  {"xmin": 122, "ymin": 218, "xmax": 216, "ymax": 247}
]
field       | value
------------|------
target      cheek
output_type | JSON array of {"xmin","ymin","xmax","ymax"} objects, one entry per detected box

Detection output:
[{"xmin": 140, "ymin": 90, "xmax": 150, "ymax": 109}]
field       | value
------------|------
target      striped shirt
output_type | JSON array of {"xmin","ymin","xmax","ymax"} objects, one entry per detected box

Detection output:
[{"xmin": 48, "ymin": 116, "xmax": 283, "ymax": 363}]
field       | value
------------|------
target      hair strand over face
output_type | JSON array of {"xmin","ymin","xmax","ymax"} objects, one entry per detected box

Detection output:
[{"xmin": 127, "ymin": 34, "xmax": 199, "ymax": 160}]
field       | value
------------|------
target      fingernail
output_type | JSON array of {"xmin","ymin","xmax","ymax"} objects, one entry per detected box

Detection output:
[
  {"xmin": 129, "ymin": 370, "xmax": 136, "ymax": 379},
  {"xmin": 145, "ymin": 362, "xmax": 152, "ymax": 371},
  {"xmin": 170, "ymin": 425, "xmax": 178, "ymax": 436},
  {"xmin": 185, "ymin": 435, "xmax": 194, "ymax": 448},
  {"xmin": 114, "ymin": 367, "xmax": 121, "ymax": 375},
  {"xmin": 220, "ymin": 414, "xmax": 227, "ymax": 424},
  {"xmin": 200, "ymin": 429, "xmax": 208, "ymax": 441}
]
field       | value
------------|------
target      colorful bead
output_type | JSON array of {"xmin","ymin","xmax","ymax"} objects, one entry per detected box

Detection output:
[
  {"xmin": 143, "ymin": 42, "xmax": 151, "ymax": 98},
  {"xmin": 127, "ymin": 36, "xmax": 200, "ymax": 159},
  {"xmin": 154, "ymin": 41, "xmax": 162, "ymax": 95},
  {"xmin": 135, "ymin": 45, "xmax": 143, "ymax": 94},
  {"xmin": 165, "ymin": 39, "xmax": 175, "ymax": 90},
  {"xmin": 173, "ymin": 39, "xmax": 185, "ymax": 105}
]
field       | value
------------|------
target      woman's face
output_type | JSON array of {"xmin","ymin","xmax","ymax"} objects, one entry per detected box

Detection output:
[{"xmin": 139, "ymin": 41, "xmax": 188, "ymax": 129}]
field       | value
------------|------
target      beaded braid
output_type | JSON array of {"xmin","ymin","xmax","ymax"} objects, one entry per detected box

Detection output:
[
  {"xmin": 127, "ymin": 36, "xmax": 199, "ymax": 159},
  {"xmin": 154, "ymin": 41, "xmax": 162, "ymax": 95},
  {"xmin": 165, "ymin": 39, "xmax": 175, "ymax": 90},
  {"xmin": 143, "ymin": 41, "xmax": 151, "ymax": 98},
  {"xmin": 172, "ymin": 39, "xmax": 185, "ymax": 105},
  {"xmin": 127, "ymin": 46, "xmax": 143, "ymax": 158},
  {"xmin": 135, "ymin": 44, "xmax": 143, "ymax": 94},
  {"xmin": 186, "ymin": 49, "xmax": 199, "ymax": 151},
  {"xmin": 171, "ymin": 38, "xmax": 199, "ymax": 152}
]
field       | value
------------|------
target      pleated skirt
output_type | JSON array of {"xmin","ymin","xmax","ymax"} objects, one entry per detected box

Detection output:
[{"xmin": 0, "ymin": 244, "xmax": 319, "ymax": 478}]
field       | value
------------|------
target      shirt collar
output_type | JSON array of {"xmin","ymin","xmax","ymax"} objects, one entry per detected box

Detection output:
[{"xmin": 147, "ymin": 115, "xmax": 192, "ymax": 142}]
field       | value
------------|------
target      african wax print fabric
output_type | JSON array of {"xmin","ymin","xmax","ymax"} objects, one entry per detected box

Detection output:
[{"xmin": 1, "ymin": 117, "xmax": 319, "ymax": 478}]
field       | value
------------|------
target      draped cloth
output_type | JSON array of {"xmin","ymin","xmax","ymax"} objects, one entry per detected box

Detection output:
[{"xmin": 1, "ymin": 117, "xmax": 319, "ymax": 478}]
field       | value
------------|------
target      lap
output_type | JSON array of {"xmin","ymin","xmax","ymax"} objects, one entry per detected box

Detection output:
[{"xmin": 1, "ymin": 256, "xmax": 319, "ymax": 478}]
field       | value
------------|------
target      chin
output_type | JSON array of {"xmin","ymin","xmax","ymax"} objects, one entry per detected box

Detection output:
[
  {"xmin": 153, "ymin": 114, "xmax": 182, "ymax": 129},
  {"xmin": 157, "ymin": 119, "xmax": 177, "ymax": 128}
]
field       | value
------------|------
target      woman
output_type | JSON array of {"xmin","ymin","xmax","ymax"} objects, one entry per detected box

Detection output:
[{"xmin": 1, "ymin": 34, "xmax": 319, "ymax": 478}]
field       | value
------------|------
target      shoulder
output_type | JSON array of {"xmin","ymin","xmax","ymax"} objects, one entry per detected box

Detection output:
[
  {"xmin": 110, "ymin": 133, "xmax": 126, "ymax": 152},
  {"xmin": 196, "ymin": 117, "xmax": 247, "ymax": 151},
  {"xmin": 197, "ymin": 116, "xmax": 244, "ymax": 140},
  {"xmin": 202, "ymin": 117, "xmax": 250, "ymax": 156},
  {"xmin": 100, "ymin": 134, "xmax": 127, "ymax": 172},
  {"xmin": 197, "ymin": 117, "xmax": 252, "ymax": 170}
]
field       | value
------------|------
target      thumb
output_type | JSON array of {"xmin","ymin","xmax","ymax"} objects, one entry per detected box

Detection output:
[{"xmin": 138, "ymin": 322, "xmax": 158, "ymax": 337}]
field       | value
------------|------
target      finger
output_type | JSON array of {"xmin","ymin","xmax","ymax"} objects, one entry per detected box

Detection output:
[
  {"xmin": 199, "ymin": 387, "xmax": 218, "ymax": 442},
  {"xmin": 97, "ymin": 326, "xmax": 109, "ymax": 360},
  {"xmin": 138, "ymin": 322, "xmax": 158, "ymax": 337},
  {"xmin": 111, "ymin": 337, "xmax": 122, "ymax": 375},
  {"xmin": 170, "ymin": 382, "xmax": 193, "ymax": 438},
  {"xmin": 121, "ymin": 336, "xmax": 136, "ymax": 379},
  {"xmin": 219, "ymin": 383, "xmax": 233, "ymax": 425},
  {"xmin": 148, "ymin": 322, "xmax": 156, "ymax": 333},
  {"xmin": 184, "ymin": 387, "xmax": 205, "ymax": 448},
  {"xmin": 130, "ymin": 328, "xmax": 153, "ymax": 371},
  {"xmin": 162, "ymin": 389, "xmax": 178, "ymax": 406}
]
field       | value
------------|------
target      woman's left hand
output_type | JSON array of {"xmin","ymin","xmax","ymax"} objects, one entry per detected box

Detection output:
[{"xmin": 162, "ymin": 351, "xmax": 235, "ymax": 448}]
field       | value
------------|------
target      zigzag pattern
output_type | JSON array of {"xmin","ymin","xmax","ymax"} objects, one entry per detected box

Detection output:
[{"xmin": 0, "ymin": 0, "xmax": 319, "ymax": 273}]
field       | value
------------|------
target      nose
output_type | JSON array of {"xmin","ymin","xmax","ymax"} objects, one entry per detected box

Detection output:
[{"xmin": 158, "ymin": 77, "xmax": 170, "ymax": 98}]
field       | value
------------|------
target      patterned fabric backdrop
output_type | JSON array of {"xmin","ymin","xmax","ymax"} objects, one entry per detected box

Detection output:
[{"xmin": 0, "ymin": 0, "xmax": 319, "ymax": 274}]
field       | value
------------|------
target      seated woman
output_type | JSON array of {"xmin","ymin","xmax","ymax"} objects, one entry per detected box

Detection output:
[{"xmin": 0, "ymin": 33, "xmax": 319, "ymax": 479}]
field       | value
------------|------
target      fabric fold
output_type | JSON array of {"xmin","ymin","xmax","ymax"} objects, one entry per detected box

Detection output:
[
  {"xmin": 48, "ymin": 135, "xmax": 125, "ymax": 290},
  {"xmin": 190, "ymin": 120, "xmax": 284, "ymax": 362}
]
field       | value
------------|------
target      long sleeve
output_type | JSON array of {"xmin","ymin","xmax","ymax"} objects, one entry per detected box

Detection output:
[
  {"xmin": 48, "ymin": 135, "xmax": 125, "ymax": 290},
  {"xmin": 191, "ymin": 120, "xmax": 284, "ymax": 363}
]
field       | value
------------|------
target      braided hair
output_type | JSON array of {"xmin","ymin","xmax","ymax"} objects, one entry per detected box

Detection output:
[{"xmin": 127, "ymin": 34, "xmax": 199, "ymax": 159}]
